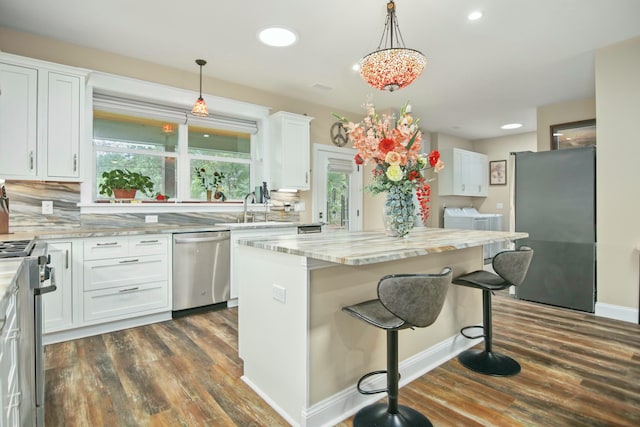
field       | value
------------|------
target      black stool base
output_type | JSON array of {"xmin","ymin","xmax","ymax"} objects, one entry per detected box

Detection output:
[
  {"xmin": 458, "ymin": 349, "xmax": 521, "ymax": 377},
  {"xmin": 354, "ymin": 403, "xmax": 432, "ymax": 427}
]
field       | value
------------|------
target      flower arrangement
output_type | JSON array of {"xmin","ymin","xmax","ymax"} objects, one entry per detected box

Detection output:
[
  {"xmin": 334, "ymin": 101, "xmax": 444, "ymax": 236},
  {"xmin": 195, "ymin": 167, "xmax": 227, "ymax": 201}
]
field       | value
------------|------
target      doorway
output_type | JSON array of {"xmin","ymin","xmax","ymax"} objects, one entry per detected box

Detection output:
[{"xmin": 313, "ymin": 144, "xmax": 363, "ymax": 232}]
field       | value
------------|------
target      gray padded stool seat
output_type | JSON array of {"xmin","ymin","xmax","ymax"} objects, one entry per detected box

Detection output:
[
  {"xmin": 453, "ymin": 246, "xmax": 533, "ymax": 376},
  {"xmin": 342, "ymin": 267, "xmax": 452, "ymax": 427}
]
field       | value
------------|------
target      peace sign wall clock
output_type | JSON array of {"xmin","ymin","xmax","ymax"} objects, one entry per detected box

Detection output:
[{"xmin": 330, "ymin": 121, "xmax": 349, "ymax": 147}]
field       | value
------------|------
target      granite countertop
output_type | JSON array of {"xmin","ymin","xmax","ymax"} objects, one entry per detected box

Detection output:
[
  {"xmin": 239, "ymin": 227, "xmax": 529, "ymax": 266},
  {"xmin": 0, "ymin": 221, "xmax": 304, "ymax": 242},
  {"xmin": 0, "ymin": 259, "xmax": 23, "ymax": 302}
]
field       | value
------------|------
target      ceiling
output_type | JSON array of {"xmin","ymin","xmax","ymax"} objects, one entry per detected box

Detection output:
[{"xmin": 1, "ymin": 0, "xmax": 640, "ymax": 140}]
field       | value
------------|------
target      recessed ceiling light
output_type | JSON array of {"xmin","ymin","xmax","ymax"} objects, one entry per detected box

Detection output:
[
  {"xmin": 468, "ymin": 11, "xmax": 483, "ymax": 21},
  {"xmin": 352, "ymin": 63, "xmax": 360, "ymax": 72},
  {"xmin": 501, "ymin": 123, "xmax": 523, "ymax": 130},
  {"xmin": 258, "ymin": 27, "xmax": 298, "ymax": 47}
]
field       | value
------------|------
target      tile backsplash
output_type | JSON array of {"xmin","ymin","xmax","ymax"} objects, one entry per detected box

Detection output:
[{"xmin": 4, "ymin": 181, "xmax": 300, "ymax": 232}]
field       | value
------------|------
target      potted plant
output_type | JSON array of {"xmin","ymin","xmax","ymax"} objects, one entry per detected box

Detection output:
[
  {"xmin": 98, "ymin": 169, "xmax": 154, "ymax": 199},
  {"xmin": 195, "ymin": 167, "xmax": 227, "ymax": 201}
]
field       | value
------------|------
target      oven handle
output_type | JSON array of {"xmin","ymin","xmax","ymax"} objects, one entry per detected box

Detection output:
[{"xmin": 35, "ymin": 266, "xmax": 57, "ymax": 295}]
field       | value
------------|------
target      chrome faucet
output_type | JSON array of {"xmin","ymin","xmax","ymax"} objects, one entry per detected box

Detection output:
[{"xmin": 243, "ymin": 192, "xmax": 256, "ymax": 222}]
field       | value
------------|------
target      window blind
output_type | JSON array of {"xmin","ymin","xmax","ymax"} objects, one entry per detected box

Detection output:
[{"xmin": 93, "ymin": 94, "xmax": 259, "ymax": 134}]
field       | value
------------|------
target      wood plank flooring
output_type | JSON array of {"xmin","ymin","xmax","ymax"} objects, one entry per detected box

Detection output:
[{"xmin": 45, "ymin": 294, "xmax": 640, "ymax": 426}]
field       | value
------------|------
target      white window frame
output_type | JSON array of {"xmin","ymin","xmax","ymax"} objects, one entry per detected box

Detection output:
[{"xmin": 80, "ymin": 71, "xmax": 270, "ymax": 213}]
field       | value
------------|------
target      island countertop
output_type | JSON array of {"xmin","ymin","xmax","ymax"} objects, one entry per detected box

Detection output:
[{"xmin": 239, "ymin": 227, "xmax": 528, "ymax": 265}]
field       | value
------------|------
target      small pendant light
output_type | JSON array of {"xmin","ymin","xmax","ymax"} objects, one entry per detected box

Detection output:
[{"xmin": 191, "ymin": 59, "xmax": 209, "ymax": 117}]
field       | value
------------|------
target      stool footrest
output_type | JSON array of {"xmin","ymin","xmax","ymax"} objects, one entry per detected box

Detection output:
[
  {"xmin": 356, "ymin": 370, "xmax": 402, "ymax": 395},
  {"xmin": 461, "ymin": 325, "xmax": 485, "ymax": 339}
]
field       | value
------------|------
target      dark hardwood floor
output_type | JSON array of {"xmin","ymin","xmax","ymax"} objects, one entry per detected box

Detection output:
[{"xmin": 45, "ymin": 294, "xmax": 640, "ymax": 426}]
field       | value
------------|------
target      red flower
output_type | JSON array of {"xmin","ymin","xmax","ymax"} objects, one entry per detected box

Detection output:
[
  {"xmin": 354, "ymin": 154, "xmax": 364, "ymax": 165},
  {"xmin": 428, "ymin": 150, "xmax": 440, "ymax": 167},
  {"xmin": 407, "ymin": 170, "xmax": 420, "ymax": 181},
  {"xmin": 155, "ymin": 194, "xmax": 167, "ymax": 201},
  {"xmin": 378, "ymin": 138, "xmax": 397, "ymax": 154}
]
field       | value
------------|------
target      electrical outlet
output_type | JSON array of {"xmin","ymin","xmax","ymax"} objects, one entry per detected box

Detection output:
[
  {"xmin": 272, "ymin": 284, "xmax": 286, "ymax": 303},
  {"xmin": 145, "ymin": 215, "xmax": 158, "ymax": 223},
  {"xmin": 42, "ymin": 201, "xmax": 53, "ymax": 215},
  {"xmin": 496, "ymin": 202, "xmax": 504, "ymax": 209}
]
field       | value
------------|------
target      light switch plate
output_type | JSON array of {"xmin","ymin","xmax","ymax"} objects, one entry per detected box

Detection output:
[{"xmin": 42, "ymin": 201, "xmax": 53, "ymax": 215}]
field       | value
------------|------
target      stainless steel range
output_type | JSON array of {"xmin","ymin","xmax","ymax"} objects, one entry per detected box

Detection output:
[
  {"xmin": 0, "ymin": 239, "xmax": 36, "ymax": 258},
  {"xmin": 2, "ymin": 239, "xmax": 55, "ymax": 426}
]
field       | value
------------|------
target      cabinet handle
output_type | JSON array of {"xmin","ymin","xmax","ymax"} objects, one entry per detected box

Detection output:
[
  {"xmin": 119, "ymin": 286, "xmax": 139, "ymax": 293},
  {"xmin": 96, "ymin": 242, "xmax": 118, "ymax": 246},
  {"xmin": 139, "ymin": 240, "xmax": 159, "ymax": 244},
  {"xmin": 306, "ymin": 171, "xmax": 309, "ymax": 184},
  {"xmin": 119, "ymin": 259, "xmax": 139, "ymax": 264},
  {"xmin": 73, "ymin": 154, "xmax": 78, "ymax": 172},
  {"xmin": 65, "ymin": 249, "xmax": 69, "ymax": 269},
  {"xmin": 29, "ymin": 151, "xmax": 34, "ymax": 170}
]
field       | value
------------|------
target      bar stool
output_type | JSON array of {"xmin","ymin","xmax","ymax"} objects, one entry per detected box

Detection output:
[
  {"xmin": 342, "ymin": 267, "xmax": 452, "ymax": 427},
  {"xmin": 453, "ymin": 246, "xmax": 533, "ymax": 376}
]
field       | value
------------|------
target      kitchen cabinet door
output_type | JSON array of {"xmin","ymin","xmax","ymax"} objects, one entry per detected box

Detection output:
[
  {"xmin": 43, "ymin": 241, "xmax": 76, "ymax": 333},
  {"xmin": 45, "ymin": 72, "xmax": 82, "ymax": 180},
  {"xmin": 270, "ymin": 112, "xmax": 313, "ymax": 190},
  {"xmin": 0, "ymin": 62, "xmax": 38, "ymax": 179},
  {"xmin": 439, "ymin": 148, "xmax": 488, "ymax": 197}
]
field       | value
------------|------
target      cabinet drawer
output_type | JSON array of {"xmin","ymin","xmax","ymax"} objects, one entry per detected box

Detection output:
[
  {"xmin": 84, "ymin": 256, "xmax": 167, "ymax": 291},
  {"xmin": 83, "ymin": 281, "xmax": 169, "ymax": 323},
  {"xmin": 84, "ymin": 238, "xmax": 128, "ymax": 260},
  {"xmin": 129, "ymin": 236, "xmax": 168, "ymax": 257}
]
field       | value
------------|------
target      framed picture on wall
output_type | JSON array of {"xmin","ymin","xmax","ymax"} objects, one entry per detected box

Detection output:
[
  {"xmin": 489, "ymin": 160, "xmax": 507, "ymax": 185},
  {"xmin": 550, "ymin": 119, "xmax": 596, "ymax": 150}
]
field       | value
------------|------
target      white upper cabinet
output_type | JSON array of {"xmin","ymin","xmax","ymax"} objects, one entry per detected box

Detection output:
[
  {"xmin": 45, "ymin": 72, "xmax": 82, "ymax": 179},
  {"xmin": 438, "ymin": 148, "xmax": 488, "ymax": 197},
  {"xmin": 269, "ymin": 111, "xmax": 313, "ymax": 190},
  {"xmin": 0, "ymin": 62, "xmax": 38, "ymax": 178},
  {"xmin": 0, "ymin": 53, "xmax": 86, "ymax": 181}
]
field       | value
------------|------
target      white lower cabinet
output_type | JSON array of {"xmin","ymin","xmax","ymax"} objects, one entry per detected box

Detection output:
[
  {"xmin": 82, "ymin": 235, "xmax": 170, "ymax": 324},
  {"xmin": 42, "ymin": 235, "xmax": 171, "ymax": 342},
  {"xmin": 43, "ymin": 240, "xmax": 78, "ymax": 333},
  {"xmin": 229, "ymin": 226, "xmax": 298, "ymax": 302},
  {"xmin": 83, "ymin": 281, "xmax": 168, "ymax": 323}
]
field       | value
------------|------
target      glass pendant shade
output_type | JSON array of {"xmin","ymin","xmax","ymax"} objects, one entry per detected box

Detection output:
[
  {"xmin": 191, "ymin": 97, "xmax": 208, "ymax": 117},
  {"xmin": 360, "ymin": 1, "xmax": 427, "ymax": 92},
  {"xmin": 192, "ymin": 59, "xmax": 209, "ymax": 117}
]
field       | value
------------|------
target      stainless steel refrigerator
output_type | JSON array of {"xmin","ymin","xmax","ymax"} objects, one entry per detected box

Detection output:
[{"xmin": 514, "ymin": 146, "xmax": 596, "ymax": 312}]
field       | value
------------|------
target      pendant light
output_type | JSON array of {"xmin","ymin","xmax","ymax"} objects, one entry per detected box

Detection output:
[
  {"xmin": 191, "ymin": 59, "xmax": 209, "ymax": 117},
  {"xmin": 359, "ymin": 1, "xmax": 427, "ymax": 92}
]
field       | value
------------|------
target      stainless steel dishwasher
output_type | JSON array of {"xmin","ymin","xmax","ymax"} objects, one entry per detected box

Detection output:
[{"xmin": 172, "ymin": 230, "xmax": 230, "ymax": 315}]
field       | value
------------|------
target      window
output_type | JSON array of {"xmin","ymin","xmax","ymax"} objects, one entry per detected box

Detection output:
[
  {"xmin": 93, "ymin": 111, "xmax": 178, "ymax": 199},
  {"xmin": 92, "ymin": 95, "xmax": 257, "ymax": 202},
  {"xmin": 188, "ymin": 125, "xmax": 251, "ymax": 200}
]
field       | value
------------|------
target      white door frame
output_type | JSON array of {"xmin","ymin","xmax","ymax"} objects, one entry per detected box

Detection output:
[{"xmin": 312, "ymin": 144, "xmax": 363, "ymax": 231}]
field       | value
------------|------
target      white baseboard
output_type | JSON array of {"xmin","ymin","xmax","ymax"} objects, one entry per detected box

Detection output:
[
  {"xmin": 595, "ymin": 302, "xmax": 639, "ymax": 324},
  {"xmin": 300, "ymin": 334, "xmax": 481, "ymax": 427},
  {"xmin": 43, "ymin": 311, "xmax": 172, "ymax": 345}
]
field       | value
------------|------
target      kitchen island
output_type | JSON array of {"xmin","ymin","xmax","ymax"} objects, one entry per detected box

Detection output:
[{"xmin": 237, "ymin": 227, "xmax": 528, "ymax": 427}]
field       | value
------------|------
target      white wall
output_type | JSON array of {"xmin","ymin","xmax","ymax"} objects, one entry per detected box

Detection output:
[{"xmin": 595, "ymin": 36, "xmax": 640, "ymax": 314}]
